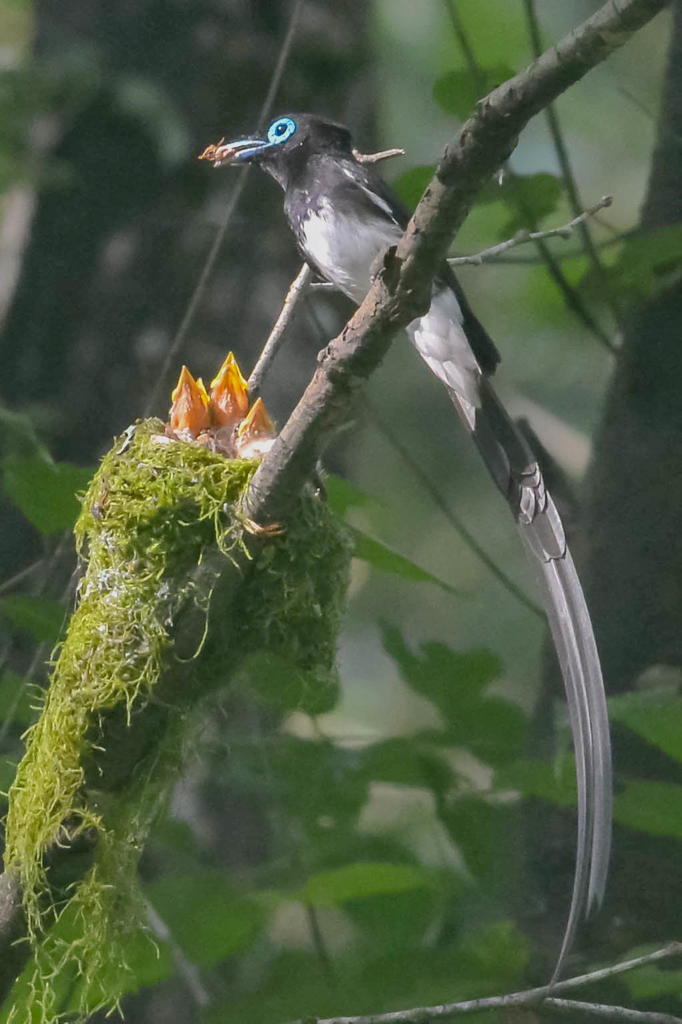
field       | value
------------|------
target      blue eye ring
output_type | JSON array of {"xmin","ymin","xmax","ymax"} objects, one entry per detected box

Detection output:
[{"xmin": 267, "ymin": 116, "xmax": 297, "ymax": 145}]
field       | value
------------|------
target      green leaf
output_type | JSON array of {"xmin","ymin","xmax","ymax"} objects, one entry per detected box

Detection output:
[
  {"xmin": 2, "ymin": 453, "xmax": 92, "ymax": 534},
  {"xmin": 623, "ymin": 958, "xmax": 682, "ymax": 1001},
  {"xmin": 325, "ymin": 475, "xmax": 381, "ymax": 517},
  {"xmin": 439, "ymin": 794, "xmax": 515, "ymax": 883},
  {"xmin": 0, "ymin": 670, "xmax": 37, "ymax": 726},
  {"xmin": 502, "ymin": 768, "xmax": 682, "ymax": 841},
  {"xmin": 496, "ymin": 757, "xmax": 577, "ymax": 807},
  {"xmin": 0, "ymin": 595, "xmax": 65, "ymax": 644},
  {"xmin": 615, "ymin": 780, "xmax": 682, "ymax": 840},
  {"xmin": 455, "ymin": 920, "xmax": 529, "ymax": 987},
  {"xmin": 496, "ymin": 172, "xmax": 564, "ymax": 235},
  {"xmin": 243, "ymin": 735, "xmax": 368, "ymax": 833},
  {"xmin": 391, "ymin": 165, "xmax": 436, "ymax": 210},
  {"xmin": 146, "ymin": 874, "xmax": 266, "ymax": 968},
  {"xmin": 433, "ymin": 66, "xmax": 515, "ymax": 119},
  {"xmin": 360, "ymin": 736, "xmax": 455, "ymax": 794},
  {"xmin": 602, "ymin": 225, "xmax": 682, "ymax": 303},
  {"xmin": 114, "ymin": 76, "xmax": 190, "ymax": 168},
  {"xmin": 323, "ymin": 479, "xmax": 460, "ymax": 596},
  {"xmin": 0, "ymin": 403, "xmax": 50, "ymax": 459},
  {"xmin": 382, "ymin": 625, "xmax": 523, "ymax": 764},
  {"xmin": 297, "ymin": 861, "xmax": 434, "ymax": 907},
  {"xmin": 352, "ymin": 527, "xmax": 460, "ymax": 596},
  {"xmin": 608, "ymin": 691, "xmax": 682, "ymax": 763},
  {"xmin": 239, "ymin": 651, "xmax": 339, "ymax": 716}
]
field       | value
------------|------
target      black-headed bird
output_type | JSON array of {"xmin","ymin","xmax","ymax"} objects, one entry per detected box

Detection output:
[{"xmin": 209, "ymin": 112, "xmax": 611, "ymax": 978}]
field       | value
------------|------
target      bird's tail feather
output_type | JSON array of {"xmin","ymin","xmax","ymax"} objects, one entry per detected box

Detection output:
[{"xmin": 448, "ymin": 377, "xmax": 612, "ymax": 982}]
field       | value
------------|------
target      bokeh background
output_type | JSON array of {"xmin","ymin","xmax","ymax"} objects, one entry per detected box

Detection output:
[{"xmin": 2, "ymin": 1, "xmax": 682, "ymax": 1021}]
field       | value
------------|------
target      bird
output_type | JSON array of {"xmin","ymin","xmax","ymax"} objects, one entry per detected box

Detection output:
[{"xmin": 208, "ymin": 112, "xmax": 612, "ymax": 979}]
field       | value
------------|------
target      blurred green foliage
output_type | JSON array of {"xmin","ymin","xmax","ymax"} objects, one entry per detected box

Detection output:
[{"xmin": 1, "ymin": 0, "xmax": 681, "ymax": 1021}]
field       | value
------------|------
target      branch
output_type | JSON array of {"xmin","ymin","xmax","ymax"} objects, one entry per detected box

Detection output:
[
  {"xmin": 244, "ymin": 0, "xmax": 669, "ymax": 524},
  {"xmin": 253, "ymin": 195, "xmax": 614, "ymax": 402},
  {"xmin": 248, "ymin": 263, "xmax": 313, "ymax": 397},
  {"xmin": 448, "ymin": 195, "xmax": 613, "ymax": 266},
  {"xmin": 544, "ymin": 998, "xmax": 682, "ymax": 1023},
  {"xmin": 280, "ymin": 944, "xmax": 682, "ymax": 1024},
  {"xmin": 523, "ymin": 0, "xmax": 624, "ymax": 330},
  {"xmin": 442, "ymin": 0, "xmax": 618, "ymax": 354}
]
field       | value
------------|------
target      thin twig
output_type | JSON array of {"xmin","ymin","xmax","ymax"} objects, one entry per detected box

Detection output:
[
  {"xmin": 458, "ymin": 229, "xmax": 633, "ymax": 266},
  {"xmin": 544, "ymin": 998, "xmax": 682, "ymax": 1023},
  {"xmin": 247, "ymin": 146, "xmax": 404, "ymax": 396},
  {"xmin": 523, "ymin": 0, "xmax": 624, "ymax": 331},
  {"xmin": 0, "ymin": 557, "xmax": 45, "ymax": 597},
  {"xmin": 248, "ymin": 263, "xmax": 313, "ymax": 397},
  {"xmin": 353, "ymin": 147, "xmax": 406, "ymax": 165},
  {"xmin": 442, "ymin": 0, "xmax": 486, "ymax": 91},
  {"xmin": 281, "ymin": 943, "xmax": 682, "ymax": 1024},
  {"xmin": 551, "ymin": 941, "xmax": 682, "ymax": 991},
  {"xmin": 448, "ymin": 195, "xmax": 613, "ymax": 266},
  {"xmin": 362, "ymin": 397, "xmax": 543, "ymax": 617},
  {"xmin": 143, "ymin": 0, "xmax": 305, "ymax": 417},
  {"xmin": 442, "ymin": 0, "xmax": 618, "ymax": 355}
]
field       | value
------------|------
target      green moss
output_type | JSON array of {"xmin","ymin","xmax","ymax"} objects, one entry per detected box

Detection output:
[{"xmin": 3, "ymin": 419, "xmax": 351, "ymax": 1022}]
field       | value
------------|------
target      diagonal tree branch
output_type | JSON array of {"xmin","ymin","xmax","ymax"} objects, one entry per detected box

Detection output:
[{"xmin": 244, "ymin": 0, "xmax": 669, "ymax": 523}]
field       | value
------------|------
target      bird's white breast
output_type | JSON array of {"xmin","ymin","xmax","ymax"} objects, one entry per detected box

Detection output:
[
  {"xmin": 301, "ymin": 199, "xmax": 401, "ymax": 304},
  {"xmin": 301, "ymin": 197, "xmax": 481, "ymax": 415}
]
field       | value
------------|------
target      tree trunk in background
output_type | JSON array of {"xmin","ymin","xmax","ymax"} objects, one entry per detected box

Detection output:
[
  {"xmin": 585, "ymin": 2, "xmax": 682, "ymax": 692},
  {"xmin": 527, "ymin": 0, "xmax": 682, "ymax": 979},
  {"xmin": 582, "ymin": 0, "xmax": 682, "ymax": 956}
]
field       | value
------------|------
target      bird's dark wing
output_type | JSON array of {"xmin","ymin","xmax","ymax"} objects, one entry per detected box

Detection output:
[{"xmin": 343, "ymin": 160, "xmax": 501, "ymax": 374}]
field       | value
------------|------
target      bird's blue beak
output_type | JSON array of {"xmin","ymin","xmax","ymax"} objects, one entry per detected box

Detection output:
[{"xmin": 199, "ymin": 136, "xmax": 274, "ymax": 167}]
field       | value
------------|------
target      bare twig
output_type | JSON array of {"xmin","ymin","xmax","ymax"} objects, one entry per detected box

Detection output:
[
  {"xmin": 449, "ymin": 195, "xmax": 613, "ymax": 266},
  {"xmin": 281, "ymin": 943, "xmax": 682, "ymax": 1024},
  {"xmin": 0, "ymin": 558, "xmax": 45, "ymax": 597},
  {"xmin": 353, "ymin": 147, "xmax": 406, "ymax": 164},
  {"xmin": 544, "ymin": 998, "xmax": 682, "ymax": 1023},
  {"xmin": 248, "ymin": 263, "xmax": 313, "ymax": 397},
  {"xmin": 443, "ymin": 0, "xmax": 618, "ymax": 355},
  {"xmin": 523, "ymin": 0, "xmax": 624, "ymax": 330},
  {"xmin": 361, "ymin": 397, "xmax": 543, "ymax": 617},
  {"xmin": 143, "ymin": 0, "xmax": 305, "ymax": 417}
]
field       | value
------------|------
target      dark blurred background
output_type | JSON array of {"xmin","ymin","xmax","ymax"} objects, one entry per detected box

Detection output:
[{"xmin": 1, "ymin": 1, "xmax": 682, "ymax": 1021}]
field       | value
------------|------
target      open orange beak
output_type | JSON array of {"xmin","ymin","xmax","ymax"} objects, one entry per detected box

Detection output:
[
  {"xmin": 235, "ymin": 398, "xmax": 276, "ymax": 458},
  {"xmin": 169, "ymin": 366, "xmax": 211, "ymax": 435},
  {"xmin": 209, "ymin": 352, "xmax": 250, "ymax": 428}
]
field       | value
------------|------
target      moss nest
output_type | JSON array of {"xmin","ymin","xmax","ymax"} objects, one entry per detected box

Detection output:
[{"xmin": 3, "ymin": 418, "xmax": 351, "ymax": 1022}]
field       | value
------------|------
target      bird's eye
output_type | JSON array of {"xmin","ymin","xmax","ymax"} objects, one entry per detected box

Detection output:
[{"xmin": 267, "ymin": 116, "xmax": 297, "ymax": 145}]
